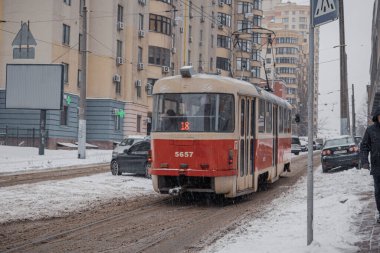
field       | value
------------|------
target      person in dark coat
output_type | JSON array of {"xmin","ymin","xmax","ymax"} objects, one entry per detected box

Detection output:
[{"xmin": 360, "ymin": 106, "xmax": 380, "ymax": 223}]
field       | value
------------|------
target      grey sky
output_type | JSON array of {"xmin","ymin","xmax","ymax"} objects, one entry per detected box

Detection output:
[{"xmin": 286, "ymin": 0, "xmax": 374, "ymax": 136}]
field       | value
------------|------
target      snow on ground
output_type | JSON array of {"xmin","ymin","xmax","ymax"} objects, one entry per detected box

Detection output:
[
  {"xmin": 0, "ymin": 146, "xmax": 112, "ymax": 174},
  {"xmin": 203, "ymin": 168, "xmax": 373, "ymax": 253},
  {"xmin": 0, "ymin": 146, "xmax": 375, "ymax": 252},
  {"xmin": 0, "ymin": 173, "xmax": 154, "ymax": 223}
]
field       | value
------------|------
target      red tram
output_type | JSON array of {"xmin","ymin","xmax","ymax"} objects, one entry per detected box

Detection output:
[{"xmin": 149, "ymin": 66, "xmax": 292, "ymax": 198}]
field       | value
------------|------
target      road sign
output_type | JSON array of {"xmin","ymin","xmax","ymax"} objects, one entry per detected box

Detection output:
[{"xmin": 313, "ymin": 0, "xmax": 339, "ymax": 27}]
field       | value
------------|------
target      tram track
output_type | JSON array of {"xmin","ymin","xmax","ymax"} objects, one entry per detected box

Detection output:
[
  {"xmin": 1, "ymin": 152, "xmax": 321, "ymax": 253},
  {"xmin": 0, "ymin": 163, "xmax": 109, "ymax": 187}
]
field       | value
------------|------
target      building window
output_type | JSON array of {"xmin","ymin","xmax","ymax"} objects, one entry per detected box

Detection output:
[
  {"xmin": 62, "ymin": 62, "xmax": 69, "ymax": 84},
  {"xmin": 117, "ymin": 40, "xmax": 122, "ymax": 58},
  {"xmin": 188, "ymin": 50, "xmax": 191, "ymax": 65},
  {"xmin": 266, "ymin": 58, "xmax": 271, "ymax": 64},
  {"xmin": 147, "ymin": 78, "xmax": 158, "ymax": 96},
  {"xmin": 237, "ymin": 20, "xmax": 253, "ymax": 33},
  {"xmin": 277, "ymin": 67, "xmax": 296, "ymax": 74},
  {"xmin": 79, "ymin": 0, "xmax": 85, "ymax": 15},
  {"xmin": 78, "ymin": 33, "xmax": 83, "ymax": 52},
  {"xmin": 251, "ymin": 66, "xmax": 260, "ymax": 78},
  {"xmin": 252, "ymin": 32, "xmax": 261, "ymax": 44},
  {"xmin": 149, "ymin": 14, "xmax": 172, "ymax": 35},
  {"xmin": 137, "ymin": 84, "xmax": 142, "ymax": 98},
  {"xmin": 275, "ymin": 47, "xmax": 298, "ymax": 54},
  {"xmin": 276, "ymin": 37, "xmax": 298, "ymax": 44},
  {"xmin": 288, "ymin": 87, "xmax": 296, "ymax": 94},
  {"xmin": 216, "ymin": 57, "xmax": 230, "ymax": 71},
  {"xmin": 63, "ymin": 0, "xmax": 71, "ymax": 6},
  {"xmin": 114, "ymin": 115, "xmax": 121, "ymax": 131},
  {"xmin": 139, "ymin": 14, "xmax": 144, "ymax": 30},
  {"xmin": 217, "ymin": 13, "xmax": 231, "ymax": 27},
  {"xmin": 62, "ymin": 24, "xmax": 70, "ymax": 45},
  {"xmin": 299, "ymin": 17, "xmax": 307, "ymax": 23},
  {"xmin": 77, "ymin": 69, "xmax": 82, "ymax": 87},
  {"xmin": 117, "ymin": 5, "xmax": 123, "ymax": 23},
  {"xmin": 210, "ymin": 57, "xmax": 214, "ymax": 70},
  {"xmin": 238, "ymin": 2, "xmax": 252, "ymax": 14},
  {"xmin": 137, "ymin": 115, "xmax": 142, "ymax": 133},
  {"xmin": 252, "ymin": 50, "xmax": 260, "ymax": 61},
  {"xmin": 148, "ymin": 46, "xmax": 170, "ymax": 66},
  {"xmin": 60, "ymin": 105, "xmax": 68, "ymax": 125},
  {"xmin": 253, "ymin": 15, "xmax": 262, "ymax": 26},
  {"xmin": 236, "ymin": 39, "xmax": 252, "ymax": 52},
  {"xmin": 282, "ymin": 18, "xmax": 289, "ymax": 23},
  {"xmin": 217, "ymin": 35, "xmax": 231, "ymax": 49},
  {"xmin": 236, "ymin": 58, "xmax": 250, "ymax": 71},
  {"xmin": 253, "ymin": 0, "xmax": 262, "ymax": 10},
  {"xmin": 138, "ymin": 47, "xmax": 143, "ymax": 63},
  {"xmin": 116, "ymin": 79, "xmax": 121, "ymax": 94}
]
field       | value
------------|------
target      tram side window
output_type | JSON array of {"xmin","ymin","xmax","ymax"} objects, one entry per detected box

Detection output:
[
  {"xmin": 279, "ymin": 107, "xmax": 284, "ymax": 133},
  {"xmin": 258, "ymin": 99, "xmax": 265, "ymax": 133},
  {"xmin": 265, "ymin": 102, "xmax": 272, "ymax": 133}
]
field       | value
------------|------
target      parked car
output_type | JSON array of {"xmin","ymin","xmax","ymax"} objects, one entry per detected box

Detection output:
[
  {"xmin": 320, "ymin": 135, "xmax": 360, "ymax": 173},
  {"xmin": 291, "ymin": 136, "xmax": 301, "ymax": 155},
  {"xmin": 300, "ymin": 140, "xmax": 308, "ymax": 152},
  {"xmin": 112, "ymin": 135, "xmax": 148, "ymax": 157},
  {"xmin": 111, "ymin": 140, "xmax": 151, "ymax": 178}
]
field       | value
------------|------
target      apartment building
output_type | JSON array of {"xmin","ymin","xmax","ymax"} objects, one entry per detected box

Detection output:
[
  {"xmin": 369, "ymin": 0, "xmax": 380, "ymax": 117},
  {"xmin": 0, "ymin": 0, "xmax": 264, "ymax": 149},
  {"xmin": 262, "ymin": 1, "xmax": 319, "ymax": 136}
]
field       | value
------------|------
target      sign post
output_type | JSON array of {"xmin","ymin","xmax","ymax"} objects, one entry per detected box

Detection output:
[{"xmin": 307, "ymin": 0, "xmax": 339, "ymax": 245}]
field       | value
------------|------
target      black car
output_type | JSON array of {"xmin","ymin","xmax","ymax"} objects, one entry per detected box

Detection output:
[
  {"xmin": 321, "ymin": 136, "xmax": 360, "ymax": 173},
  {"xmin": 110, "ymin": 140, "xmax": 151, "ymax": 178}
]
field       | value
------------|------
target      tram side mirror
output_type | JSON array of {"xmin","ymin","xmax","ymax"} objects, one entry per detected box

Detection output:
[{"xmin": 295, "ymin": 114, "xmax": 300, "ymax": 123}]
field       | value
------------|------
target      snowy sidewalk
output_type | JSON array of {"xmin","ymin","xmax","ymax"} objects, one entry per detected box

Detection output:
[{"xmin": 354, "ymin": 190, "xmax": 380, "ymax": 252}]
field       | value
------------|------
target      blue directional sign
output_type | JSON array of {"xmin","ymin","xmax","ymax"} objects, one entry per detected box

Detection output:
[{"xmin": 313, "ymin": 0, "xmax": 339, "ymax": 27}]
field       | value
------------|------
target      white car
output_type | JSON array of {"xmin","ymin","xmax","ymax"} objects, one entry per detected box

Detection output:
[
  {"xmin": 112, "ymin": 135, "xmax": 149, "ymax": 158},
  {"xmin": 291, "ymin": 136, "xmax": 301, "ymax": 155}
]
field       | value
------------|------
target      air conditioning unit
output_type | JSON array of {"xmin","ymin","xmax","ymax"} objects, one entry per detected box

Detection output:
[
  {"xmin": 162, "ymin": 66, "xmax": 170, "ymax": 73},
  {"xmin": 138, "ymin": 30, "xmax": 145, "ymax": 38},
  {"xmin": 113, "ymin": 74, "xmax": 121, "ymax": 82},
  {"xmin": 137, "ymin": 63, "xmax": 144, "ymax": 70},
  {"xmin": 117, "ymin": 22, "xmax": 124, "ymax": 30},
  {"xmin": 171, "ymin": 47, "xmax": 176, "ymax": 54},
  {"xmin": 188, "ymin": 36, "xmax": 193, "ymax": 43},
  {"xmin": 217, "ymin": 69, "xmax": 222, "ymax": 75},
  {"xmin": 116, "ymin": 57, "xmax": 124, "ymax": 65},
  {"xmin": 218, "ymin": 24, "xmax": 223, "ymax": 30},
  {"xmin": 218, "ymin": 1, "xmax": 224, "ymax": 7},
  {"xmin": 135, "ymin": 80, "xmax": 142, "ymax": 87},
  {"xmin": 173, "ymin": 20, "xmax": 178, "ymax": 26},
  {"xmin": 138, "ymin": 0, "xmax": 146, "ymax": 5}
]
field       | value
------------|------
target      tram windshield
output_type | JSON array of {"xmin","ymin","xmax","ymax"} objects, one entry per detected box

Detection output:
[{"xmin": 152, "ymin": 93, "xmax": 234, "ymax": 132}]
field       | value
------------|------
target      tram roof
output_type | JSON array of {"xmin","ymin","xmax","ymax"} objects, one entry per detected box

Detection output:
[{"xmin": 153, "ymin": 73, "xmax": 291, "ymax": 109}]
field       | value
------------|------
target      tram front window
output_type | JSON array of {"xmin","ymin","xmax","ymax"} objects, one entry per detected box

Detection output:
[{"xmin": 152, "ymin": 93, "xmax": 234, "ymax": 132}]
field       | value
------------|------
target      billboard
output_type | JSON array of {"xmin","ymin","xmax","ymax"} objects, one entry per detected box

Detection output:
[{"xmin": 6, "ymin": 64, "xmax": 63, "ymax": 110}]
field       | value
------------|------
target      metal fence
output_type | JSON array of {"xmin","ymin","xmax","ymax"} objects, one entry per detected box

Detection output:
[{"xmin": 0, "ymin": 126, "xmax": 48, "ymax": 147}]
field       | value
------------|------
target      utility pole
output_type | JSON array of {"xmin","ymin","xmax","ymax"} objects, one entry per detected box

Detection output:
[
  {"xmin": 352, "ymin": 83, "xmax": 356, "ymax": 137},
  {"xmin": 339, "ymin": 0, "xmax": 350, "ymax": 135},
  {"xmin": 307, "ymin": 0, "xmax": 315, "ymax": 245},
  {"xmin": 78, "ymin": 6, "xmax": 87, "ymax": 159}
]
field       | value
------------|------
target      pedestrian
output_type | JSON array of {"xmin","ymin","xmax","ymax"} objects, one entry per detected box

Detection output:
[{"xmin": 360, "ymin": 106, "xmax": 380, "ymax": 223}]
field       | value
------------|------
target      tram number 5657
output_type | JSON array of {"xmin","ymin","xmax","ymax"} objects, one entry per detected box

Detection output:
[{"xmin": 174, "ymin": 151, "xmax": 194, "ymax": 158}]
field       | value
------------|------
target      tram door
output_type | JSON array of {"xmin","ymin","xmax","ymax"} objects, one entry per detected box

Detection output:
[
  {"xmin": 273, "ymin": 106, "xmax": 278, "ymax": 177},
  {"xmin": 237, "ymin": 96, "xmax": 252, "ymax": 191}
]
